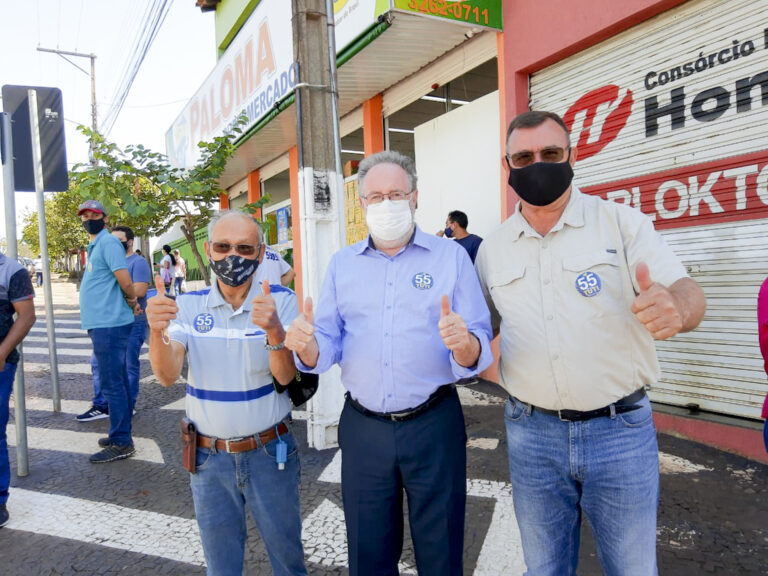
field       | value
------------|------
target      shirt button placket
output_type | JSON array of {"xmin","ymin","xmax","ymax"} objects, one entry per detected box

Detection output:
[{"xmin": 382, "ymin": 261, "xmax": 396, "ymax": 410}]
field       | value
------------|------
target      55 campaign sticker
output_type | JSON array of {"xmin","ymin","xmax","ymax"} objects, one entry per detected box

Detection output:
[
  {"xmin": 412, "ymin": 272, "xmax": 434, "ymax": 290},
  {"xmin": 575, "ymin": 271, "xmax": 602, "ymax": 297},
  {"xmin": 194, "ymin": 313, "xmax": 215, "ymax": 333}
]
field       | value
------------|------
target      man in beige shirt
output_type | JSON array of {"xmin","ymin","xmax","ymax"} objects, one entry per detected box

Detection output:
[{"xmin": 475, "ymin": 110, "xmax": 706, "ymax": 576}]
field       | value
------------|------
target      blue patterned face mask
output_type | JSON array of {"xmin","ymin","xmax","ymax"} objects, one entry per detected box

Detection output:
[{"xmin": 209, "ymin": 254, "xmax": 259, "ymax": 287}]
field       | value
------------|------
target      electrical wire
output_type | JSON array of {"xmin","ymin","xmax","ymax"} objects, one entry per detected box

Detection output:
[{"xmin": 101, "ymin": 0, "xmax": 172, "ymax": 137}]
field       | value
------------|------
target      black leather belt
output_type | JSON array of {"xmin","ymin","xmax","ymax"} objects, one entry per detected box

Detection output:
[
  {"xmin": 520, "ymin": 388, "xmax": 647, "ymax": 422},
  {"xmin": 346, "ymin": 384, "xmax": 454, "ymax": 422}
]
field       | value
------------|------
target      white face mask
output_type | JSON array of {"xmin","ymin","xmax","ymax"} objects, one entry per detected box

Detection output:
[{"xmin": 365, "ymin": 199, "xmax": 414, "ymax": 246}]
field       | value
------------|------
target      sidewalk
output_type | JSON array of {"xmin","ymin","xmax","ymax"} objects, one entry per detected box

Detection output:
[{"xmin": 0, "ymin": 276, "xmax": 765, "ymax": 575}]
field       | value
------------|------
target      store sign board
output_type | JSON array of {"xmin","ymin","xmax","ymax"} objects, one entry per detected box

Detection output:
[
  {"xmin": 530, "ymin": 0, "xmax": 768, "ymax": 229},
  {"xmin": 334, "ymin": 0, "xmax": 389, "ymax": 53},
  {"xmin": 166, "ymin": 0, "xmax": 294, "ymax": 169},
  {"xmin": 392, "ymin": 0, "xmax": 502, "ymax": 30}
]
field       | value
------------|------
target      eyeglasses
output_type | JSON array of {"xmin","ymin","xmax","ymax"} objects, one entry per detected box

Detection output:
[
  {"xmin": 360, "ymin": 190, "xmax": 413, "ymax": 205},
  {"xmin": 211, "ymin": 242, "xmax": 259, "ymax": 256},
  {"xmin": 505, "ymin": 146, "xmax": 570, "ymax": 169}
]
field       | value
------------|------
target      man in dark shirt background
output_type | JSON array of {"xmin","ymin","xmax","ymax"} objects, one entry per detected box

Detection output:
[
  {"xmin": 437, "ymin": 210, "xmax": 483, "ymax": 263},
  {"xmin": 0, "ymin": 252, "xmax": 36, "ymax": 528}
]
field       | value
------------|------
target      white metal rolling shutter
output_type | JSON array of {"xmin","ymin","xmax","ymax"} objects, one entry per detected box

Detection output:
[{"xmin": 529, "ymin": 0, "xmax": 768, "ymax": 418}]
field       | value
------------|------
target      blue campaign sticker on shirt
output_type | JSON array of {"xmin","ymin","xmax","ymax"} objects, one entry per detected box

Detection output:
[
  {"xmin": 194, "ymin": 313, "xmax": 215, "ymax": 333},
  {"xmin": 575, "ymin": 271, "xmax": 602, "ymax": 297},
  {"xmin": 412, "ymin": 272, "xmax": 434, "ymax": 290}
]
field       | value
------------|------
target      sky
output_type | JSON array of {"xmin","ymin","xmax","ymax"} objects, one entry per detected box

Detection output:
[{"xmin": 0, "ymin": 0, "xmax": 217, "ymax": 245}]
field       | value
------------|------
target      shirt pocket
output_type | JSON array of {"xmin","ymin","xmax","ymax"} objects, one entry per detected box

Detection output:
[
  {"xmin": 561, "ymin": 251, "xmax": 624, "ymax": 317},
  {"xmin": 486, "ymin": 265, "xmax": 526, "ymax": 316}
]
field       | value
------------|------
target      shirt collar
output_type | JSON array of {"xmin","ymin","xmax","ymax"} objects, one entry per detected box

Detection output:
[
  {"xmin": 205, "ymin": 275, "xmax": 260, "ymax": 313},
  {"xmin": 508, "ymin": 185, "xmax": 585, "ymax": 240}
]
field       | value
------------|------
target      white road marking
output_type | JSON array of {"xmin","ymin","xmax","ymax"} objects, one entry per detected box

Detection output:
[
  {"xmin": 24, "ymin": 362, "xmax": 92, "ymax": 375},
  {"xmin": 317, "ymin": 449, "xmax": 342, "ymax": 483},
  {"xmin": 659, "ymin": 452, "xmax": 714, "ymax": 475},
  {"xmin": 7, "ymin": 488, "xmax": 205, "ymax": 566},
  {"xmin": 28, "ymin": 327, "xmax": 87, "ymax": 336},
  {"xmin": 467, "ymin": 438, "xmax": 499, "ymax": 450},
  {"xmin": 25, "ymin": 336, "xmax": 91, "ymax": 344},
  {"xmin": 7, "ymin": 425, "xmax": 165, "ymax": 464},
  {"xmin": 22, "ymin": 346, "xmax": 148, "ymax": 359},
  {"xmin": 33, "ymin": 319, "xmax": 82, "ymax": 326},
  {"xmin": 160, "ymin": 398, "xmax": 186, "ymax": 411},
  {"xmin": 17, "ymin": 396, "xmax": 93, "ymax": 416},
  {"xmin": 457, "ymin": 387, "xmax": 505, "ymax": 406},
  {"xmin": 467, "ymin": 479, "xmax": 526, "ymax": 575}
]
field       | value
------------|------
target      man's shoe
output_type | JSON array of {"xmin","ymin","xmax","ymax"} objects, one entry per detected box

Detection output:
[
  {"xmin": 0, "ymin": 504, "xmax": 8, "ymax": 528},
  {"xmin": 76, "ymin": 406, "xmax": 108, "ymax": 422},
  {"xmin": 97, "ymin": 437, "xmax": 112, "ymax": 448},
  {"xmin": 89, "ymin": 444, "xmax": 135, "ymax": 463}
]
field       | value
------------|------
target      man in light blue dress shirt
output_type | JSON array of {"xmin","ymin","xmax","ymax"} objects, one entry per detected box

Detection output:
[{"xmin": 286, "ymin": 150, "xmax": 493, "ymax": 576}]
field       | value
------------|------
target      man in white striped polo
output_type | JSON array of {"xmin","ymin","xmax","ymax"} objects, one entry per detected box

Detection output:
[{"xmin": 146, "ymin": 211, "xmax": 307, "ymax": 576}]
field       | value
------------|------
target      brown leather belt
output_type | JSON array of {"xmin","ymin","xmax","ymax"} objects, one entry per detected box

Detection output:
[{"xmin": 197, "ymin": 422, "xmax": 289, "ymax": 453}]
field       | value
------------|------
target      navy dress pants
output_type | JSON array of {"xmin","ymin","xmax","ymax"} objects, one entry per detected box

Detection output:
[{"xmin": 338, "ymin": 387, "xmax": 467, "ymax": 576}]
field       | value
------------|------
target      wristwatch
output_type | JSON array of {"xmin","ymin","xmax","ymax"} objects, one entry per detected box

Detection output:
[{"xmin": 264, "ymin": 336, "xmax": 286, "ymax": 351}]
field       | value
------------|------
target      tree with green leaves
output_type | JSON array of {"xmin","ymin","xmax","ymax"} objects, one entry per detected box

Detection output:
[
  {"xmin": 70, "ymin": 116, "xmax": 247, "ymax": 285},
  {"xmin": 21, "ymin": 188, "xmax": 90, "ymax": 264}
]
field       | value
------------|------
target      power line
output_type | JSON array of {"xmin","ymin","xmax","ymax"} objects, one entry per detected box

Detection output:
[{"xmin": 101, "ymin": 0, "xmax": 172, "ymax": 137}]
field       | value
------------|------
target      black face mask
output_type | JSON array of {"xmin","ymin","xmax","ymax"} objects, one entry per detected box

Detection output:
[
  {"xmin": 209, "ymin": 254, "xmax": 259, "ymax": 287},
  {"xmin": 83, "ymin": 218, "xmax": 106, "ymax": 235},
  {"xmin": 507, "ymin": 153, "xmax": 574, "ymax": 207},
  {"xmin": 120, "ymin": 241, "xmax": 130, "ymax": 252}
]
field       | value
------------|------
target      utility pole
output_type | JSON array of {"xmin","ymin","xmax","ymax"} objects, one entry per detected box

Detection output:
[
  {"xmin": 292, "ymin": 0, "xmax": 346, "ymax": 449},
  {"xmin": 37, "ymin": 47, "xmax": 97, "ymax": 163}
]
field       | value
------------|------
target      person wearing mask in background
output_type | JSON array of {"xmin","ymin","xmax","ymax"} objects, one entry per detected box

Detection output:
[
  {"xmin": 160, "ymin": 245, "xmax": 175, "ymax": 295},
  {"xmin": 77, "ymin": 200, "xmax": 142, "ymax": 463},
  {"xmin": 0, "ymin": 251, "xmax": 35, "ymax": 527},
  {"xmin": 285, "ymin": 151, "xmax": 492, "ymax": 576},
  {"xmin": 437, "ymin": 210, "xmax": 483, "ymax": 264},
  {"xmin": 475, "ymin": 111, "xmax": 706, "ymax": 575},
  {"xmin": 173, "ymin": 249, "xmax": 186, "ymax": 295},
  {"xmin": 146, "ymin": 211, "xmax": 307, "ymax": 576},
  {"xmin": 77, "ymin": 225, "xmax": 151, "ymax": 422},
  {"xmin": 756, "ymin": 277, "xmax": 768, "ymax": 453},
  {"xmin": 255, "ymin": 244, "xmax": 295, "ymax": 287}
]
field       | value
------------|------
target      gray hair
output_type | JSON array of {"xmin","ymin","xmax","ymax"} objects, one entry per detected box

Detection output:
[
  {"xmin": 207, "ymin": 211, "xmax": 264, "ymax": 244},
  {"xmin": 358, "ymin": 150, "xmax": 418, "ymax": 194}
]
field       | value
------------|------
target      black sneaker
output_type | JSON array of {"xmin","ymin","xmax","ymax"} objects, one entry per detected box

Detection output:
[
  {"xmin": 97, "ymin": 437, "xmax": 112, "ymax": 448},
  {"xmin": 89, "ymin": 444, "xmax": 135, "ymax": 463},
  {"xmin": 0, "ymin": 504, "xmax": 8, "ymax": 528},
  {"xmin": 76, "ymin": 405, "xmax": 109, "ymax": 422}
]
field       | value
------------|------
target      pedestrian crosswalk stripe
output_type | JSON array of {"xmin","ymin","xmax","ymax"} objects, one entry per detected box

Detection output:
[
  {"xmin": 28, "ymin": 327, "xmax": 87, "ymax": 335},
  {"xmin": 7, "ymin": 488, "xmax": 205, "ymax": 566},
  {"xmin": 25, "ymin": 336, "xmax": 91, "ymax": 344},
  {"xmin": 7, "ymin": 425, "xmax": 166, "ymax": 464},
  {"xmin": 22, "ymin": 346, "xmax": 148, "ymax": 359}
]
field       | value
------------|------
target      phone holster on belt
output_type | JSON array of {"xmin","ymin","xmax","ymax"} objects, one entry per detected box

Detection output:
[{"xmin": 181, "ymin": 417, "xmax": 197, "ymax": 474}]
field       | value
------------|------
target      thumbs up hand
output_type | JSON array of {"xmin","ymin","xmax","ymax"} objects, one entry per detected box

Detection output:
[
  {"xmin": 439, "ymin": 294, "xmax": 480, "ymax": 367},
  {"xmin": 251, "ymin": 280, "xmax": 281, "ymax": 332},
  {"xmin": 146, "ymin": 274, "xmax": 179, "ymax": 333},
  {"xmin": 285, "ymin": 296, "xmax": 319, "ymax": 367},
  {"xmin": 631, "ymin": 261, "xmax": 683, "ymax": 340}
]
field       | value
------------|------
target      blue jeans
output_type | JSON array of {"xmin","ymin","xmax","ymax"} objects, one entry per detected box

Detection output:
[
  {"xmin": 92, "ymin": 317, "xmax": 148, "ymax": 411},
  {"xmin": 88, "ymin": 324, "xmax": 133, "ymax": 446},
  {"xmin": 505, "ymin": 394, "xmax": 659, "ymax": 576},
  {"xmin": 0, "ymin": 362, "xmax": 17, "ymax": 505},
  {"xmin": 174, "ymin": 277, "xmax": 184, "ymax": 295},
  {"xmin": 189, "ymin": 429, "xmax": 307, "ymax": 576}
]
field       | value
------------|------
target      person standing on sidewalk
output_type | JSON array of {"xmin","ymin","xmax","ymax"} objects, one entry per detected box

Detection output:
[
  {"xmin": 756, "ymin": 277, "xmax": 768, "ymax": 452},
  {"xmin": 437, "ymin": 210, "xmax": 483, "ymax": 264},
  {"xmin": 146, "ymin": 211, "xmax": 307, "ymax": 576},
  {"xmin": 78, "ymin": 200, "xmax": 141, "ymax": 463},
  {"xmin": 475, "ymin": 110, "xmax": 707, "ymax": 575},
  {"xmin": 33, "ymin": 255, "xmax": 44, "ymax": 287},
  {"xmin": 285, "ymin": 151, "xmax": 492, "ymax": 576},
  {"xmin": 77, "ymin": 225, "xmax": 151, "ymax": 422},
  {"xmin": 0, "ymin": 252, "xmax": 35, "ymax": 527},
  {"xmin": 172, "ymin": 249, "xmax": 186, "ymax": 295}
]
